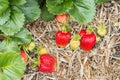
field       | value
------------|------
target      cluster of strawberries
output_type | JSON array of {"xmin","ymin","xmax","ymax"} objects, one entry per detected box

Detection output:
[
  {"xmin": 55, "ymin": 14, "xmax": 97, "ymax": 51},
  {"xmin": 20, "ymin": 13, "xmax": 107, "ymax": 73},
  {"xmin": 20, "ymin": 43, "xmax": 56, "ymax": 73}
]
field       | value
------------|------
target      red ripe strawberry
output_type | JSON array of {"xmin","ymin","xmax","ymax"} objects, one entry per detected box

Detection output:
[
  {"xmin": 20, "ymin": 50, "xmax": 27, "ymax": 63},
  {"xmin": 79, "ymin": 28, "xmax": 96, "ymax": 51},
  {"xmin": 80, "ymin": 33, "xmax": 96, "ymax": 51},
  {"xmin": 56, "ymin": 14, "xmax": 67, "ymax": 24},
  {"xmin": 79, "ymin": 29, "xmax": 86, "ymax": 37},
  {"xmin": 38, "ymin": 54, "xmax": 56, "ymax": 73},
  {"xmin": 56, "ymin": 31, "xmax": 71, "ymax": 47},
  {"xmin": 56, "ymin": 25, "xmax": 71, "ymax": 47}
]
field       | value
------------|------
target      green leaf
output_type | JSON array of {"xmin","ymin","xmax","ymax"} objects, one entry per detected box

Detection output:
[
  {"xmin": 0, "ymin": 7, "xmax": 25, "ymax": 35},
  {"xmin": 0, "ymin": 72, "xmax": 11, "ymax": 80},
  {"xmin": 20, "ymin": 0, "xmax": 41, "ymax": 22},
  {"xmin": 69, "ymin": 0, "xmax": 96, "ymax": 24},
  {"xmin": 0, "ymin": 40, "xmax": 19, "ymax": 53},
  {"xmin": 95, "ymin": 0, "xmax": 111, "ymax": 4},
  {"xmin": 0, "ymin": 52, "xmax": 25, "ymax": 80},
  {"xmin": 10, "ymin": 0, "xmax": 26, "ymax": 6},
  {"xmin": 12, "ymin": 28, "xmax": 32, "ymax": 44},
  {"xmin": 0, "ymin": 0, "xmax": 9, "ymax": 15},
  {"xmin": 41, "ymin": 5, "xmax": 55, "ymax": 21},
  {"xmin": 46, "ymin": 0, "xmax": 73, "ymax": 14},
  {"xmin": 0, "ymin": 8, "xmax": 10, "ymax": 25}
]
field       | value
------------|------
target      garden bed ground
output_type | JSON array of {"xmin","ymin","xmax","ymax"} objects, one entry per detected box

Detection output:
[{"xmin": 22, "ymin": 1, "xmax": 120, "ymax": 80}]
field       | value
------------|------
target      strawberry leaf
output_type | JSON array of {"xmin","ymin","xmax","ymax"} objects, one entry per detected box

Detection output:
[
  {"xmin": 0, "ymin": 40, "xmax": 19, "ymax": 53},
  {"xmin": 41, "ymin": 5, "xmax": 55, "ymax": 22},
  {"xmin": 0, "ymin": 52, "xmax": 25, "ymax": 80},
  {"xmin": 0, "ymin": 72, "xmax": 10, "ymax": 80},
  {"xmin": 95, "ymin": 0, "xmax": 111, "ymax": 4},
  {"xmin": 20, "ymin": 0, "xmax": 41, "ymax": 22},
  {"xmin": 0, "ymin": 8, "xmax": 10, "ymax": 25},
  {"xmin": 0, "ymin": 0, "xmax": 9, "ymax": 15},
  {"xmin": 69, "ymin": 0, "xmax": 96, "ymax": 24},
  {"xmin": 10, "ymin": 0, "xmax": 26, "ymax": 6},
  {"xmin": 0, "ymin": 7, "xmax": 25, "ymax": 35},
  {"xmin": 12, "ymin": 28, "xmax": 32, "ymax": 44},
  {"xmin": 46, "ymin": 0, "xmax": 73, "ymax": 14}
]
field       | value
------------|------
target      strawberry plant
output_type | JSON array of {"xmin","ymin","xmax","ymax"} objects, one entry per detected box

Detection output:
[
  {"xmin": 0, "ymin": 0, "xmax": 112, "ymax": 79},
  {"xmin": 43, "ymin": 0, "xmax": 96, "ymax": 24},
  {"xmin": 0, "ymin": 0, "xmax": 40, "ymax": 79},
  {"xmin": 39, "ymin": 0, "xmax": 112, "ymax": 23}
]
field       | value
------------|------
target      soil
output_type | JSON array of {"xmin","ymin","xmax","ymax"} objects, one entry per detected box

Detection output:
[{"xmin": 22, "ymin": 1, "xmax": 120, "ymax": 80}]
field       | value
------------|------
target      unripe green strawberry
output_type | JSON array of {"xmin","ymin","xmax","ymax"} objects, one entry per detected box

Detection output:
[
  {"xmin": 97, "ymin": 24, "xmax": 107, "ymax": 37},
  {"xmin": 37, "ymin": 45, "xmax": 47, "ymax": 55},
  {"xmin": 70, "ymin": 34, "xmax": 81, "ymax": 50},
  {"xmin": 27, "ymin": 42, "xmax": 35, "ymax": 51},
  {"xmin": 70, "ymin": 40, "xmax": 80, "ymax": 50},
  {"xmin": 23, "ymin": 42, "xmax": 35, "ymax": 51}
]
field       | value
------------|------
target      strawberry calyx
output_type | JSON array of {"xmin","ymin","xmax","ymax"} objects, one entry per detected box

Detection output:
[
  {"xmin": 86, "ymin": 27, "xmax": 95, "ymax": 34},
  {"xmin": 61, "ymin": 24, "xmax": 70, "ymax": 33},
  {"xmin": 33, "ymin": 58, "xmax": 39, "ymax": 67},
  {"xmin": 97, "ymin": 24, "xmax": 106, "ymax": 30},
  {"xmin": 71, "ymin": 34, "xmax": 81, "ymax": 41}
]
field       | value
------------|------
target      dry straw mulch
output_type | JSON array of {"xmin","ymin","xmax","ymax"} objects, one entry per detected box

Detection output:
[{"xmin": 23, "ymin": 1, "xmax": 120, "ymax": 80}]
